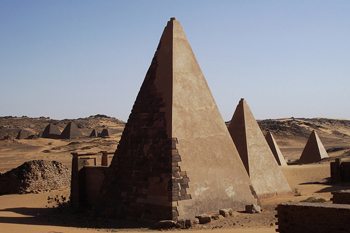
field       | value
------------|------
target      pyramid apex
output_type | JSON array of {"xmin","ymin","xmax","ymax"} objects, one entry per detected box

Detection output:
[{"xmin": 170, "ymin": 17, "xmax": 176, "ymax": 21}]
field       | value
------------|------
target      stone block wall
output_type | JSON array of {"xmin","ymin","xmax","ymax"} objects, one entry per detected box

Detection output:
[
  {"xmin": 330, "ymin": 159, "xmax": 350, "ymax": 183},
  {"xmin": 332, "ymin": 190, "xmax": 350, "ymax": 204},
  {"xmin": 276, "ymin": 202, "xmax": 350, "ymax": 233}
]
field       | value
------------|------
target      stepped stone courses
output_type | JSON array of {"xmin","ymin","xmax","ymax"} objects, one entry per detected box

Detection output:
[
  {"xmin": 41, "ymin": 123, "xmax": 61, "ymax": 139},
  {"xmin": 265, "ymin": 131, "xmax": 287, "ymax": 166},
  {"xmin": 99, "ymin": 18, "xmax": 256, "ymax": 222},
  {"xmin": 299, "ymin": 130, "xmax": 329, "ymax": 164},
  {"xmin": 228, "ymin": 98, "xmax": 291, "ymax": 197},
  {"xmin": 60, "ymin": 122, "xmax": 82, "ymax": 139}
]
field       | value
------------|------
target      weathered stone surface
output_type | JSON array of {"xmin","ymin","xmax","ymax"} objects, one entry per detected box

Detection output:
[
  {"xmin": 228, "ymin": 98, "xmax": 291, "ymax": 197},
  {"xmin": 245, "ymin": 204, "xmax": 262, "ymax": 214},
  {"xmin": 99, "ymin": 18, "xmax": 256, "ymax": 221},
  {"xmin": 16, "ymin": 129, "xmax": 35, "ymax": 139},
  {"xmin": 0, "ymin": 160, "xmax": 69, "ymax": 195},
  {"xmin": 176, "ymin": 219, "xmax": 192, "ymax": 229},
  {"xmin": 299, "ymin": 130, "xmax": 329, "ymax": 164},
  {"xmin": 196, "ymin": 214, "xmax": 211, "ymax": 224},
  {"xmin": 89, "ymin": 129, "xmax": 98, "ymax": 137},
  {"xmin": 265, "ymin": 131, "xmax": 287, "ymax": 166}
]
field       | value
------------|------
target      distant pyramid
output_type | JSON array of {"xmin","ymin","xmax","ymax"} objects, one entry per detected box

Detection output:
[
  {"xmin": 265, "ymin": 131, "xmax": 287, "ymax": 166},
  {"xmin": 99, "ymin": 18, "xmax": 256, "ymax": 221},
  {"xmin": 89, "ymin": 129, "xmax": 98, "ymax": 137},
  {"xmin": 228, "ymin": 98, "xmax": 291, "ymax": 197},
  {"xmin": 60, "ymin": 122, "xmax": 82, "ymax": 139},
  {"xmin": 299, "ymin": 130, "xmax": 329, "ymax": 164},
  {"xmin": 41, "ymin": 124, "xmax": 61, "ymax": 139},
  {"xmin": 16, "ymin": 129, "xmax": 33, "ymax": 139},
  {"xmin": 99, "ymin": 128, "xmax": 110, "ymax": 138}
]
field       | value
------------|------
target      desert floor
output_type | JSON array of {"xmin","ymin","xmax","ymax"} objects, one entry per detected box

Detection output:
[{"xmin": 0, "ymin": 136, "xmax": 349, "ymax": 233}]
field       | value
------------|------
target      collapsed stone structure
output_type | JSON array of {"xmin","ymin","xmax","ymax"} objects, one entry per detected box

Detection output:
[
  {"xmin": 96, "ymin": 18, "xmax": 257, "ymax": 222},
  {"xmin": 265, "ymin": 131, "xmax": 287, "ymax": 166},
  {"xmin": 227, "ymin": 98, "xmax": 291, "ymax": 197},
  {"xmin": 60, "ymin": 122, "xmax": 82, "ymax": 139},
  {"xmin": 0, "ymin": 160, "xmax": 69, "ymax": 195},
  {"xmin": 299, "ymin": 130, "xmax": 329, "ymax": 164},
  {"xmin": 41, "ymin": 123, "xmax": 61, "ymax": 139}
]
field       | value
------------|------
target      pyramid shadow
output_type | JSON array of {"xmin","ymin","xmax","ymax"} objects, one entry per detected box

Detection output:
[{"xmin": 0, "ymin": 207, "xmax": 151, "ymax": 229}]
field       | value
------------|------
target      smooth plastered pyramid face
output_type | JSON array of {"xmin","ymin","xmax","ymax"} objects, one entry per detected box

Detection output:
[
  {"xmin": 228, "ymin": 99, "xmax": 291, "ymax": 197},
  {"xmin": 100, "ymin": 18, "xmax": 256, "ymax": 221},
  {"xmin": 265, "ymin": 131, "xmax": 288, "ymax": 166},
  {"xmin": 299, "ymin": 131, "xmax": 329, "ymax": 164}
]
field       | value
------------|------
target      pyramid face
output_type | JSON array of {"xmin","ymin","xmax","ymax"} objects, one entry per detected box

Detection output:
[
  {"xmin": 299, "ymin": 130, "xmax": 329, "ymax": 164},
  {"xmin": 42, "ymin": 124, "xmax": 61, "ymax": 139},
  {"xmin": 16, "ymin": 130, "xmax": 32, "ymax": 139},
  {"xmin": 89, "ymin": 129, "xmax": 98, "ymax": 137},
  {"xmin": 265, "ymin": 131, "xmax": 287, "ymax": 166},
  {"xmin": 99, "ymin": 18, "xmax": 256, "ymax": 221},
  {"xmin": 228, "ymin": 99, "xmax": 291, "ymax": 197},
  {"xmin": 99, "ymin": 128, "xmax": 110, "ymax": 137},
  {"xmin": 60, "ymin": 122, "xmax": 81, "ymax": 139}
]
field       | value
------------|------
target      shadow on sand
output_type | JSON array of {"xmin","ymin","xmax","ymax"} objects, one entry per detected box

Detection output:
[{"xmin": 0, "ymin": 206, "xmax": 151, "ymax": 229}]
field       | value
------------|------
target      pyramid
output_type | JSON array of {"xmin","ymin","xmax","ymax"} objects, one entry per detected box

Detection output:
[
  {"xmin": 99, "ymin": 18, "xmax": 256, "ymax": 221},
  {"xmin": 89, "ymin": 129, "xmax": 98, "ymax": 137},
  {"xmin": 299, "ymin": 130, "xmax": 329, "ymax": 164},
  {"xmin": 265, "ymin": 131, "xmax": 288, "ymax": 166},
  {"xmin": 16, "ymin": 129, "xmax": 33, "ymax": 139},
  {"xmin": 99, "ymin": 128, "xmax": 110, "ymax": 138},
  {"xmin": 227, "ymin": 99, "xmax": 291, "ymax": 197},
  {"xmin": 41, "ymin": 124, "xmax": 61, "ymax": 139},
  {"xmin": 60, "ymin": 122, "xmax": 82, "ymax": 139}
]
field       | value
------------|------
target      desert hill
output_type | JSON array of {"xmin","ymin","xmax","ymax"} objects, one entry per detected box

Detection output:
[{"xmin": 0, "ymin": 114, "xmax": 125, "ymax": 139}]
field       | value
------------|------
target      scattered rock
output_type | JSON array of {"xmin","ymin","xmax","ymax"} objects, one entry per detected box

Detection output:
[
  {"xmin": 0, "ymin": 160, "xmax": 70, "ymax": 195},
  {"xmin": 153, "ymin": 220, "xmax": 178, "ymax": 229},
  {"xmin": 176, "ymin": 219, "xmax": 192, "ymax": 229},
  {"xmin": 245, "ymin": 204, "xmax": 262, "ymax": 214},
  {"xmin": 196, "ymin": 214, "xmax": 211, "ymax": 224},
  {"xmin": 211, "ymin": 214, "xmax": 221, "ymax": 220},
  {"xmin": 219, "ymin": 208, "xmax": 233, "ymax": 217}
]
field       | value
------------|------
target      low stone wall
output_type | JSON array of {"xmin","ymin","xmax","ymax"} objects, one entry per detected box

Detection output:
[
  {"xmin": 276, "ymin": 202, "xmax": 350, "ymax": 233},
  {"xmin": 332, "ymin": 190, "xmax": 350, "ymax": 204},
  {"xmin": 330, "ymin": 158, "xmax": 350, "ymax": 183}
]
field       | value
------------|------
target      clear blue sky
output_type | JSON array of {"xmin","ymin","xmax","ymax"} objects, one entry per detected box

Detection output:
[{"xmin": 0, "ymin": 1, "xmax": 349, "ymax": 121}]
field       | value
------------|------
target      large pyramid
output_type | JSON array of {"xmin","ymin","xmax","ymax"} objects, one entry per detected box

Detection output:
[
  {"xmin": 227, "ymin": 99, "xmax": 291, "ymax": 197},
  {"xmin": 99, "ymin": 18, "xmax": 256, "ymax": 221},
  {"xmin": 41, "ymin": 123, "xmax": 61, "ymax": 139},
  {"xmin": 60, "ymin": 122, "xmax": 82, "ymax": 139},
  {"xmin": 265, "ymin": 131, "xmax": 288, "ymax": 166},
  {"xmin": 299, "ymin": 130, "xmax": 329, "ymax": 164}
]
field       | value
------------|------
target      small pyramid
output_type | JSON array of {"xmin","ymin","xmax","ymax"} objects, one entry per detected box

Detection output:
[
  {"xmin": 41, "ymin": 124, "xmax": 61, "ymax": 139},
  {"xmin": 265, "ymin": 131, "xmax": 288, "ymax": 166},
  {"xmin": 89, "ymin": 129, "xmax": 98, "ymax": 137},
  {"xmin": 228, "ymin": 99, "xmax": 291, "ymax": 197},
  {"xmin": 60, "ymin": 122, "xmax": 82, "ymax": 139},
  {"xmin": 299, "ymin": 130, "xmax": 329, "ymax": 164},
  {"xmin": 99, "ymin": 18, "xmax": 256, "ymax": 221},
  {"xmin": 16, "ymin": 129, "xmax": 33, "ymax": 139},
  {"xmin": 99, "ymin": 128, "xmax": 110, "ymax": 138}
]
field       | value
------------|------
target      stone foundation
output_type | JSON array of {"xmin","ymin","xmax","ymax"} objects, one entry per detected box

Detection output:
[{"xmin": 276, "ymin": 202, "xmax": 350, "ymax": 233}]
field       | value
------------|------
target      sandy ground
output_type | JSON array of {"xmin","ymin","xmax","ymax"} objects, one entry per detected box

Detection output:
[{"xmin": 0, "ymin": 135, "xmax": 349, "ymax": 233}]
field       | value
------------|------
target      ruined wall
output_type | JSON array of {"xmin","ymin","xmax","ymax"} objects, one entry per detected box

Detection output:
[
  {"xmin": 276, "ymin": 203, "xmax": 350, "ymax": 233},
  {"xmin": 332, "ymin": 190, "xmax": 350, "ymax": 204}
]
